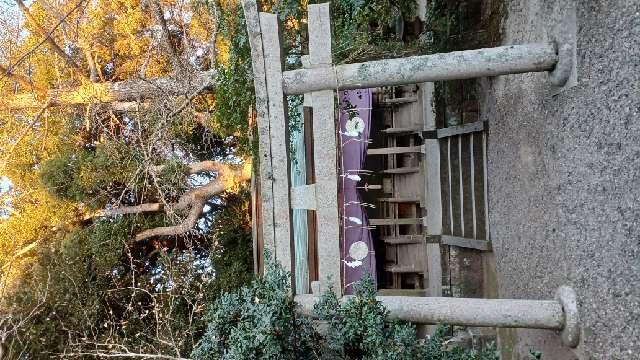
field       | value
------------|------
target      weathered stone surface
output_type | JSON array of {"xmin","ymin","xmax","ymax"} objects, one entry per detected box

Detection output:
[
  {"xmin": 308, "ymin": 3, "xmax": 342, "ymax": 296},
  {"xmin": 282, "ymin": 44, "xmax": 558, "ymax": 95},
  {"xmin": 295, "ymin": 294, "xmax": 565, "ymax": 329},
  {"xmin": 260, "ymin": 12, "xmax": 293, "ymax": 274},
  {"xmin": 243, "ymin": 0, "xmax": 276, "ymax": 256}
]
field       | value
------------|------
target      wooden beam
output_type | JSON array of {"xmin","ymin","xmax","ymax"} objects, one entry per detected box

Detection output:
[
  {"xmin": 385, "ymin": 264, "xmax": 424, "ymax": 273},
  {"xmin": 260, "ymin": 12, "xmax": 293, "ymax": 274},
  {"xmin": 380, "ymin": 96, "xmax": 418, "ymax": 105},
  {"xmin": 367, "ymin": 145, "xmax": 424, "ymax": 155},
  {"xmin": 377, "ymin": 289, "xmax": 428, "ymax": 296},
  {"xmin": 382, "ymin": 167, "xmax": 420, "ymax": 174},
  {"xmin": 243, "ymin": 0, "xmax": 276, "ymax": 259},
  {"xmin": 436, "ymin": 120, "xmax": 485, "ymax": 138},
  {"xmin": 421, "ymin": 82, "xmax": 443, "ymax": 297},
  {"xmin": 382, "ymin": 235, "xmax": 423, "ymax": 244},
  {"xmin": 441, "ymin": 235, "xmax": 492, "ymax": 251},
  {"xmin": 308, "ymin": 3, "xmax": 342, "ymax": 296},
  {"xmin": 378, "ymin": 197, "xmax": 420, "ymax": 203},
  {"xmin": 381, "ymin": 127, "xmax": 420, "ymax": 135},
  {"xmin": 304, "ymin": 105, "xmax": 319, "ymax": 284},
  {"xmin": 370, "ymin": 218, "xmax": 424, "ymax": 226}
]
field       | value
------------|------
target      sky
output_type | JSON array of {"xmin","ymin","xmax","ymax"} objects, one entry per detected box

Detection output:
[{"xmin": 0, "ymin": 176, "xmax": 12, "ymax": 193}]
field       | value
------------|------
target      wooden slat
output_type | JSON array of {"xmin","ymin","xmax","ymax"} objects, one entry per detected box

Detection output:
[
  {"xmin": 381, "ymin": 96, "xmax": 418, "ymax": 105},
  {"xmin": 471, "ymin": 133, "xmax": 477, "ymax": 239},
  {"xmin": 382, "ymin": 127, "xmax": 419, "ymax": 135},
  {"xmin": 441, "ymin": 235, "xmax": 491, "ymax": 251},
  {"xmin": 483, "ymin": 132, "xmax": 490, "ymax": 241},
  {"xmin": 447, "ymin": 137, "xmax": 454, "ymax": 236},
  {"xmin": 377, "ymin": 289, "xmax": 427, "ymax": 296},
  {"xmin": 303, "ymin": 106, "xmax": 319, "ymax": 284},
  {"xmin": 382, "ymin": 235, "xmax": 423, "ymax": 244},
  {"xmin": 382, "ymin": 167, "xmax": 420, "ymax": 174},
  {"xmin": 370, "ymin": 218, "xmax": 424, "ymax": 226},
  {"xmin": 459, "ymin": 133, "xmax": 464, "ymax": 237},
  {"xmin": 260, "ymin": 12, "xmax": 293, "ymax": 274},
  {"xmin": 420, "ymin": 82, "xmax": 443, "ymax": 297},
  {"xmin": 437, "ymin": 120, "xmax": 485, "ymax": 138},
  {"xmin": 368, "ymin": 145, "xmax": 424, "ymax": 155},
  {"xmin": 386, "ymin": 264, "xmax": 423, "ymax": 273},
  {"xmin": 379, "ymin": 197, "xmax": 420, "ymax": 203},
  {"xmin": 308, "ymin": 3, "xmax": 342, "ymax": 296},
  {"xmin": 243, "ymin": 0, "xmax": 275, "ymax": 260}
]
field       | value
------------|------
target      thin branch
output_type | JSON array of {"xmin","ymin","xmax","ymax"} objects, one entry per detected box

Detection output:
[
  {"xmin": 0, "ymin": 239, "xmax": 42, "ymax": 271},
  {"xmin": 149, "ymin": 0, "xmax": 182, "ymax": 70},
  {"xmin": 97, "ymin": 161, "xmax": 251, "ymax": 241},
  {"xmin": 0, "ymin": 101, "xmax": 51, "ymax": 172},
  {"xmin": 0, "ymin": 63, "xmax": 36, "ymax": 90},
  {"xmin": 3, "ymin": 0, "xmax": 88, "ymax": 82},
  {"xmin": 60, "ymin": 353, "xmax": 189, "ymax": 360},
  {"xmin": 14, "ymin": 0, "xmax": 88, "ymax": 80}
]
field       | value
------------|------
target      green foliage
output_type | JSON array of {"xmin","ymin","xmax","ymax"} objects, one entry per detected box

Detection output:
[
  {"xmin": 528, "ymin": 349, "xmax": 543, "ymax": 360},
  {"xmin": 422, "ymin": 325, "xmax": 498, "ymax": 360},
  {"xmin": 315, "ymin": 276, "xmax": 425, "ymax": 359},
  {"xmin": 192, "ymin": 253, "xmax": 318, "ymax": 360},
  {"xmin": 40, "ymin": 142, "xmax": 139, "ymax": 206},
  {"xmin": 420, "ymin": 0, "xmax": 458, "ymax": 54},
  {"xmin": 40, "ymin": 143, "xmax": 189, "ymax": 208},
  {"xmin": 331, "ymin": 0, "xmax": 418, "ymax": 63},
  {"xmin": 199, "ymin": 0, "xmax": 254, "ymax": 155},
  {"xmin": 1, "ymin": 214, "xmax": 216, "ymax": 357},
  {"xmin": 206, "ymin": 190, "xmax": 255, "ymax": 302},
  {"xmin": 194, "ymin": 259, "xmax": 498, "ymax": 360}
]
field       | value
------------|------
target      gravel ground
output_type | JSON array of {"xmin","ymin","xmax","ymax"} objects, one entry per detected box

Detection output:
[{"xmin": 481, "ymin": 0, "xmax": 640, "ymax": 359}]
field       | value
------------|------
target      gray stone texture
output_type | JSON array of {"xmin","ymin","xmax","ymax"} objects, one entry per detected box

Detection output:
[{"xmin": 483, "ymin": 0, "xmax": 639, "ymax": 358}]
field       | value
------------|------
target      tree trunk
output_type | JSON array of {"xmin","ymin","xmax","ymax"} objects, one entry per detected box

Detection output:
[{"xmin": 0, "ymin": 70, "xmax": 216, "ymax": 110}]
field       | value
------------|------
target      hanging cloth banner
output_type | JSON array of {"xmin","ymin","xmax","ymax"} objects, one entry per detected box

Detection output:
[{"xmin": 339, "ymin": 88, "xmax": 376, "ymax": 294}]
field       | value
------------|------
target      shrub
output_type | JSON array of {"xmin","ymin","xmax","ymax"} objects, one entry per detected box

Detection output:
[
  {"xmin": 193, "ymin": 258, "xmax": 499, "ymax": 360},
  {"xmin": 192, "ymin": 254, "xmax": 319, "ymax": 359},
  {"xmin": 315, "ymin": 277, "xmax": 425, "ymax": 360}
]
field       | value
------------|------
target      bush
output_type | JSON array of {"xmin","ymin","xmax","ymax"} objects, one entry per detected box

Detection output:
[
  {"xmin": 315, "ymin": 277, "xmax": 425, "ymax": 359},
  {"xmin": 192, "ymin": 254, "xmax": 319, "ymax": 359},
  {"xmin": 193, "ymin": 258, "xmax": 498, "ymax": 360}
]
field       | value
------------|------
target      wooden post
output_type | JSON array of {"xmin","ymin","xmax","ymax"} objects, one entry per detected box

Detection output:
[
  {"xmin": 308, "ymin": 3, "xmax": 342, "ymax": 296},
  {"xmin": 259, "ymin": 12, "xmax": 294, "ymax": 276},
  {"xmin": 421, "ymin": 82, "xmax": 443, "ymax": 297}
]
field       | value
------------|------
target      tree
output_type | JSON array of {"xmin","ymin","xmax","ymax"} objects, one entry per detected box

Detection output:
[{"xmin": 0, "ymin": 0, "xmax": 254, "ymax": 357}]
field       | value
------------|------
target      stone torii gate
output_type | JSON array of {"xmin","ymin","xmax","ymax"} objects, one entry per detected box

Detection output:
[{"xmin": 243, "ymin": 0, "xmax": 579, "ymax": 347}]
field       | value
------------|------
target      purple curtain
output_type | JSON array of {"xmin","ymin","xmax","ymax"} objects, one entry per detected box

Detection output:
[{"xmin": 339, "ymin": 89, "xmax": 376, "ymax": 294}]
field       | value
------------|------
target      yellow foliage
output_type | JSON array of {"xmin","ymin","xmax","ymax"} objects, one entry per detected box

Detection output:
[{"xmin": 216, "ymin": 36, "xmax": 231, "ymax": 67}]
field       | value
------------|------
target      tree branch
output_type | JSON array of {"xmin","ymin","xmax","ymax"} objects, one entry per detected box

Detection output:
[
  {"xmin": 149, "ymin": 0, "xmax": 182, "ymax": 69},
  {"xmin": 98, "ymin": 161, "xmax": 251, "ymax": 241},
  {"xmin": 0, "ymin": 64, "xmax": 36, "ymax": 90},
  {"xmin": 14, "ymin": 0, "xmax": 88, "ymax": 80},
  {"xmin": 0, "ymin": 70, "xmax": 216, "ymax": 110},
  {"xmin": 59, "ymin": 352, "xmax": 188, "ymax": 360},
  {"xmin": 1, "ymin": 0, "xmax": 87, "ymax": 86}
]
